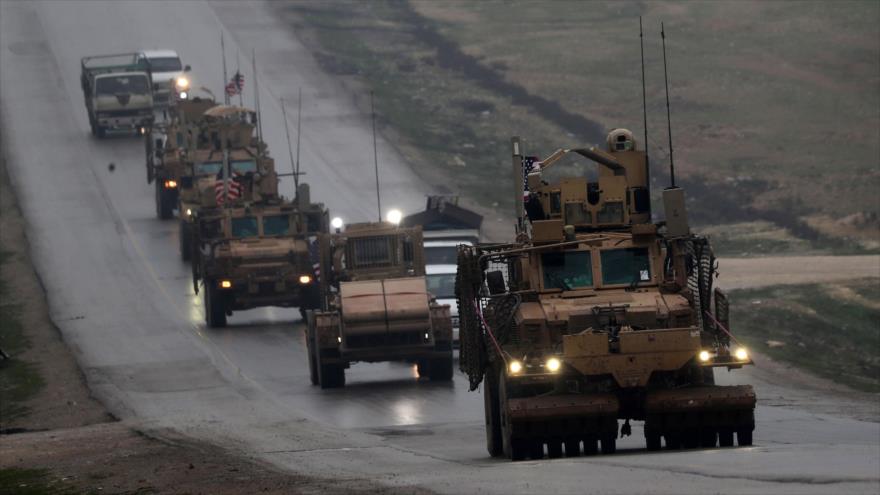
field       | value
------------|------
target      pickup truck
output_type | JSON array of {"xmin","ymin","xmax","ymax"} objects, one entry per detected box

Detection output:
[
  {"xmin": 137, "ymin": 50, "xmax": 191, "ymax": 107},
  {"xmin": 80, "ymin": 53, "xmax": 154, "ymax": 137}
]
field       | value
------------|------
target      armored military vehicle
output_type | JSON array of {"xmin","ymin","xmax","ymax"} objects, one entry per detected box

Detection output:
[
  {"xmin": 305, "ymin": 221, "xmax": 454, "ymax": 388},
  {"xmin": 456, "ymin": 130, "xmax": 756, "ymax": 460},
  {"xmin": 145, "ymin": 96, "xmax": 218, "ymax": 220}
]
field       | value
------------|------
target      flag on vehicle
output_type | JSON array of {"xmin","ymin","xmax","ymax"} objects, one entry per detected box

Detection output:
[
  {"xmin": 214, "ymin": 169, "xmax": 243, "ymax": 204},
  {"xmin": 521, "ymin": 155, "xmax": 542, "ymax": 201},
  {"xmin": 225, "ymin": 71, "xmax": 244, "ymax": 97}
]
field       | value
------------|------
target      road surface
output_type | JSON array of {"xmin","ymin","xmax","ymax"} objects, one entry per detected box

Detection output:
[{"xmin": 1, "ymin": 1, "xmax": 877, "ymax": 493}]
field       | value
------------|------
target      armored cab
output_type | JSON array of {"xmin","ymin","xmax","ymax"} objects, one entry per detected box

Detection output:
[
  {"xmin": 456, "ymin": 130, "xmax": 756, "ymax": 461},
  {"xmin": 304, "ymin": 222, "xmax": 454, "ymax": 388}
]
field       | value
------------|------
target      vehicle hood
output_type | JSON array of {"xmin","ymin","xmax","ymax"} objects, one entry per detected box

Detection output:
[
  {"xmin": 528, "ymin": 289, "xmax": 693, "ymax": 330},
  {"xmin": 151, "ymin": 71, "xmax": 184, "ymax": 86},
  {"xmin": 95, "ymin": 93, "xmax": 152, "ymax": 110}
]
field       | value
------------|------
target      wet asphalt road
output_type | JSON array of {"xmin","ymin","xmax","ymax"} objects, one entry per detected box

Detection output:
[{"xmin": 1, "ymin": 1, "xmax": 878, "ymax": 493}]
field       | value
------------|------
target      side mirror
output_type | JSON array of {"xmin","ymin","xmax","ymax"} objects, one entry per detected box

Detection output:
[
  {"xmin": 486, "ymin": 270, "xmax": 506, "ymax": 295},
  {"xmin": 184, "ymin": 65, "xmax": 192, "ymax": 72}
]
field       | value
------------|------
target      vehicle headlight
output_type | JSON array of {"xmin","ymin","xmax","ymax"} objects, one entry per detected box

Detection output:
[
  {"xmin": 299, "ymin": 275, "xmax": 312, "ymax": 284},
  {"xmin": 734, "ymin": 347, "xmax": 749, "ymax": 361},
  {"xmin": 175, "ymin": 76, "xmax": 189, "ymax": 89},
  {"xmin": 220, "ymin": 280, "xmax": 232, "ymax": 289},
  {"xmin": 178, "ymin": 91, "xmax": 188, "ymax": 100},
  {"xmin": 545, "ymin": 357, "xmax": 561, "ymax": 372},
  {"xmin": 185, "ymin": 208, "xmax": 192, "ymax": 216},
  {"xmin": 164, "ymin": 179, "xmax": 177, "ymax": 188},
  {"xmin": 508, "ymin": 360, "xmax": 523, "ymax": 375},
  {"xmin": 698, "ymin": 350, "xmax": 711, "ymax": 362}
]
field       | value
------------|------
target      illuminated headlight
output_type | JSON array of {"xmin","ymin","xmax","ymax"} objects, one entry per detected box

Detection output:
[
  {"xmin": 219, "ymin": 280, "xmax": 232, "ymax": 289},
  {"xmin": 508, "ymin": 360, "xmax": 523, "ymax": 375},
  {"xmin": 298, "ymin": 275, "xmax": 312, "ymax": 284},
  {"xmin": 545, "ymin": 357, "xmax": 561, "ymax": 372},
  {"xmin": 175, "ymin": 76, "xmax": 189, "ymax": 89},
  {"xmin": 178, "ymin": 91, "xmax": 188, "ymax": 100},
  {"xmin": 185, "ymin": 208, "xmax": 193, "ymax": 216},
  {"xmin": 337, "ymin": 336, "xmax": 342, "ymax": 343},
  {"xmin": 164, "ymin": 179, "xmax": 178, "ymax": 188},
  {"xmin": 385, "ymin": 208, "xmax": 402, "ymax": 225},
  {"xmin": 698, "ymin": 350, "xmax": 712, "ymax": 362},
  {"xmin": 734, "ymin": 347, "xmax": 749, "ymax": 361}
]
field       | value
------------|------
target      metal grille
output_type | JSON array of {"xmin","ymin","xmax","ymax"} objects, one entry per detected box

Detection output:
[{"xmin": 348, "ymin": 236, "xmax": 394, "ymax": 269}]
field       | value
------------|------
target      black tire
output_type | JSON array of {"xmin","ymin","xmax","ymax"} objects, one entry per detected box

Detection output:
[
  {"xmin": 737, "ymin": 429, "xmax": 753, "ymax": 446},
  {"xmin": 317, "ymin": 349, "xmax": 345, "ymax": 389},
  {"xmin": 700, "ymin": 429, "xmax": 717, "ymax": 448},
  {"xmin": 155, "ymin": 181, "xmax": 173, "ymax": 220},
  {"xmin": 96, "ymin": 125, "xmax": 106, "ymax": 139},
  {"xmin": 179, "ymin": 221, "xmax": 191, "ymax": 262},
  {"xmin": 564, "ymin": 437, "xmax": 581, "ymax": 457},
  {"xmin": 718, "ymin": 429, "xmax": 734, "ymax": 447},
  {"xmin": 546, "ymin": 440, "xmax": 563, "ymax": 459},
  {"xmin": 205, "ymin": 280, "xmax": 227, "ymax": 328},
  {"xmin": 528, "ymin": 441, "xmax": 544, "ymax": 460},
  {"xmin": 483, "ymin": 369, "xmax": 503, "ymax": 457},
  {"xmin": 683, "ymin": 430, "xmax": 700, "ymax": 449},
  {"xmin": 428, "ymin": 353, "xmax": 454, "ymax": 381},
  {"xmin": 305, "ymin": 312, "xmax": 318, "ymax": 386},
  {"xmin": 582, "ymin": 436, "xmax": 598, "ymax": 455},
  {"xmin": 645, "ymin": 432, "xmax": 662, "ymax": 451},
  {"xmin": 499, "ymin": 371, "xmax": 527, "ymax": 461},
  {"xmin": 600, "ymin": 434, "xmax": 617, "ymax": 454}
]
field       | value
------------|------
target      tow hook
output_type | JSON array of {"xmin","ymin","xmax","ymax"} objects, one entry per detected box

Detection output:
[{"xmin": 620, "ymin": 419, "xmax": 632, "ymax": 438}]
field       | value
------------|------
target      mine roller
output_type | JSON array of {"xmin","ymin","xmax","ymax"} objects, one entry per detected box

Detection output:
[{"xmin": 455, "ymin": 129, "xmax": 756, "ymax": 460}]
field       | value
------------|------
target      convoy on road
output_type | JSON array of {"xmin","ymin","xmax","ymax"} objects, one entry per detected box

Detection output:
[{"xmin": 91, "ymin": 40, "xmax": 755, "ymax": 460}]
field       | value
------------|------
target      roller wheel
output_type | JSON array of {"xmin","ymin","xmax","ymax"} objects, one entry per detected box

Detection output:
[
  {"xmin": 665, "ymin": 433, "xmax": 682, "ymax": 450},
  {"xmin": 600, "ymin": 434, "xmax": 617, "ymax": 454},
  {"xmin": 683, "ymin": 430, "xmax": 700, "ymax": 449},
  {"xmin": 645, "ymin": 432, "xmax": 662, "ymax": 451},
  {"xmin": 546, "ymin": 440, "xmax": 563, "ymax": 459},
  {"xmin": 737, "ymin": 429, "xmax": 753, "ymax": 446},
  {"xmin": 700, "ymin": 429, "xmax": 717, "ymax": 448},
  {"xmin": 564, "ymin": 437, "xmax": 581, "ymax": 457},
  {"xmin": 582, "ymin": 436, "xmax": 598, "ymax": 455},
  {"xmin": 718, "ymin": 429, "xmax": 734, "ymax": 447},
  {"xmin": 204, "ymin": 280, "xmax": 227, "ymax": 328},
  {"xmin": 528, "ymin": 441, "xmax": 544, "ymax": 460},
  {"xmin": 483, "ymin": 368, "xmax": 503, "ymax": 457}
]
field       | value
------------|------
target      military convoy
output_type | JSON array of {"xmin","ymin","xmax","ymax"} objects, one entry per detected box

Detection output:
[
  {"xmin": 304, "ymin": 221, "xmax": 454, "ymax": 388},
  {"xmin": 455, "ymin": 130, "xmax": 756, "ymax": 460}
]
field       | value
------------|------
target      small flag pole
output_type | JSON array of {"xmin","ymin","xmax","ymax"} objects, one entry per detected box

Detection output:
[
  {"xmin": 220, "ymin": 32, "xmax": 229, "ymax": 105},
  {"xmin": 236, "ymin": 49, "xmax": 243, "ymax": 107},
  {"xmin": 370, "ymin": 91, "xmax": 381, "ymax": 223},
  {"xmin": 252, "ymin": 49, "xmax": 263, "ymax": 147},
  {"xmin": 281, "ymin": 97, "xmax": 298, "ymax": 198}
]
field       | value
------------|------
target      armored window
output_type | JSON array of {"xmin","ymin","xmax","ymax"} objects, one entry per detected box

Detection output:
[
  {"xmin": 95, "ymin": 75, "xmax": 150, "ymax": 95},
  {"xmin": 550, "ymin": 191, "xmax": 562, "ymax": 214},
  {"xmin": 600, "ymin": 247, "xmax": 651, "ymax": 286},
  {"xmin": 147, "ymin": 57, "xmax": 182, "ymax": 72},
  {"xmin": 349, "ymin": 236, "xmax": 393, "ymax": 268},
  {"xmin": 541, "ymin": 251, "xmax": 593, "ymax": 290},
  {"xmin": 231, "ymin": 217, "xmax": 258, "ymax": 238},
  {"xmin": 597, "ymin": 201, "xmax": 624, "ymax": 224},
  {"xmin": 262, "ymin": 215, "xmax": 290, "ymax": 236},
  {"xmin": 426, "ymin": 273, "xmax": 456, "ymax": 299},
  {"xmin": 231, "ymin": 160, "xmax": 257, "ymax": 174},
  {"xmin": 196, "ymin": 161, "xmax": 223, "ymax": 175},
  {"xmin": 425, "ymin": 246, "xmax": 457, "ymax": 265}
]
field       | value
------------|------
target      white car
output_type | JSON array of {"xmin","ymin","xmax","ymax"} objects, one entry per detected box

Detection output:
[
  {"xmin": 137, "ymin": 50, "xmax": 190, "ymax": 107},
  {"xmin": 425, "ymin": 264, "xmax": 459, "ymax": 345},
  {"xmin": 424, "ymin": 239, "xmax": 472, "ymax": 265}
]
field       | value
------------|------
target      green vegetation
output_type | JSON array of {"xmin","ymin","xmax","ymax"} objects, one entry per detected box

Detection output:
[
  {"xmin": 0, "ymin": 249, "xmax": 45, "ymax": 423},
  {"xmin": 0, "ymin": 469, "xmax": 69, "ymax": 495},
  {"xmin": 278, "ymin": 0, "xmax": 879, "ymax": 251},
  {"xmin": 730, "ymin": 278, "xmax": 880, "ymax": 392}
]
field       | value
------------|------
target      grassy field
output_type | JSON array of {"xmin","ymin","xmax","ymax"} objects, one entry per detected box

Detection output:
[
  {"xmin": 0, "ymin": 249, "xmax": 45, "ymax": 424},
  {"xmin": 277, "ymin": 0, "xmax": 878, "ymax": 251},
  {"xmin": 730, "ymin": 278, "xmax": 879, "ymax": 392}
]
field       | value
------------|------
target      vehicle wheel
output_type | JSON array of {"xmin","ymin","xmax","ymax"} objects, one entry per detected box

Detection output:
[
  {"xmin": 737, "ymin": 429, "xmax": 753, "ymax": 446},
  {"xmin": 428, "ymin": 353, "xmax": 454, "ymax": 381},
  {"xmin": 204, "ymin": 280, "xmax": 227, "ymax": 328},
  {"xmin": 179, "ymin": 221, "xmax": 191, "ymax": 262},
  {"xmin": 700, "ymin": 429, "xmax": 717, "ymax": 448},
  {"xmin": 305, "ymin": 312, "xmax": 318, "ymax": 386},
  {"xmin": 546, "ymin": 439, "xmax": 563, "ymax": 459},
  {"xmin": 483, "ymin": 368, "xmax": 503, "ymax": 457},
  {"xmin": 683, "ymin": 430, "xmax": 700, "ymax": 449},
  {"xmin": 528, "ymin": 441, "xmax": 544, "ymax": 460},
  {"xmin": 156, "ymin": 182, "xmax": 173, "ymax": 219},
  {"xmin": 600, "ymin": 434, "xmax": 616, "ymax": 454},
  {"xmin": 645, "ymin": 432, "xmax": 662, "ymax": 451},
  {"xmin": 582, "ymin": 436, "xmax": 598, "ymax": 455},
  {"xmin": 317, "ymin": 349, "xmax": 345, "ymax": 389},
  {"xmin": 499, "ymin": 371, "xmax": 527, "ymax": 461},
  {"xmin": 665, "ymin": 433, "xmax": 682, "ymax": 450},
  {"xmin": 564, "ymin": 437, "xmax": 581, "ymax": 457},
  {"xmin": 96, "ymin": 125, "xmax": 106, "ymax": 139},
  {"xmin": 718, "ymin": 429, "xmax": 734, "ymax": 447},
  {"xmin": 89, "ymin": 118, "xmax": 97, "ymax": 137}
]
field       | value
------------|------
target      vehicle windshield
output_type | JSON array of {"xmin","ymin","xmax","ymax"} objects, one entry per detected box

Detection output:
[
  {"xmin": 195, "ymin": 161, "xmax": 222, "ymax": 175},
  {"xmin": 262, "ymin": 215, "xmax": 290, "ymax": 236},
  {"xmin": 600, "ymin": 247, "xmax": 651, "ymax": 285},
  {"xmin": 148, "ymin": 57, "xmax": 182, "ymax": 72},
  {"xmin": 96, "ymin": 75, "xmax": 149, "ymax": 95},
  {"xmin": 231, "ymin": 217, "xmax": 258, "ymax": 238},
  {"xmin": 231, "ymin": 160, "xmax": 257, "ymax": 174},
  {"xmin": 541, "ymin": 250, "xmax": 593, "ymax": 290},
  {"xmin": 426, "ymin": 273, "xmax": 456, "ymax": 299},
  {"xmin": 425, "ymin": 246, "xmax": 458, "ymax": 264}
]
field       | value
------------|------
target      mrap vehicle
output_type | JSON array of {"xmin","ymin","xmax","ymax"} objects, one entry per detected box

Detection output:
[{"xmin": 456, "ymin": 130, "xmax": 756, "ymax": 460}]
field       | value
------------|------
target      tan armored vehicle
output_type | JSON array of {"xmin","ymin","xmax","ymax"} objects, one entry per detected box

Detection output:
[
  {"xmin": 191, "ymin": 188, "xmax": 328, "ymax": 327},
  {"xmin": 305, "ymin": 221, "xmax": 454, "ymax": 388},
  {"xmin": 456, "ymin": 130, "xmax": 756, "ymax": 460},
  {"xmin": 145, "ymin": 96, "xmax": 218, "ymax": 220}
]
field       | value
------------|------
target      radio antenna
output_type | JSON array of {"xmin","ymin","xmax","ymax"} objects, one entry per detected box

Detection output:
[
  {"xmin": 281, "ymin": 97, "xmax": 298, "ymax": 194},
  {"xmin": 252, "ymin": 49, "xmax": 263, "ymax": 147},
  {"xmin": 661, "ymin": 22, "xmax": 676, "ymax": 187},
  {"xmin": 371, "ymin": 91, "xmax": 382, "ymax": 223},
  {"xmin": 640, "ymin": 17, "xmax": 652, "ymax": 216},
  {"xmin": 220, "ymin": 33, "xmax": 229, "ymax": 105}
]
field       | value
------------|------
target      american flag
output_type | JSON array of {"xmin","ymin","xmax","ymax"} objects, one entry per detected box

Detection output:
[
  {"xmin": 214, "ymin": 169, "xmax": 243, "ymax": 204},
  {"xmin": 522, "ymin": 155, "xmax": 541, "ymax": 201},
  {"xmin": 225, "ymin": 71, "xmax": 244, "ymax": 97}
]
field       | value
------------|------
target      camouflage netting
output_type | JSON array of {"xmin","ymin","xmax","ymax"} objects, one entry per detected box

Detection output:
[
  {"xmin": 455, "ymin": 246, "xmax": 486, "ymax": 391},
  {"xmin": 686, "ymin": 236, "xmax": 717, "ymax": 335}
]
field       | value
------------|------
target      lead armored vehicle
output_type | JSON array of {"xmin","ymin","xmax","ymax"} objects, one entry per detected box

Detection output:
[
  {"xmin": 456, "ymin": 130, "xmax": 756, "ymax": 460},
  {"xmin": 305, "ymin": 221, "xmax": 454, "ymax": 388}
]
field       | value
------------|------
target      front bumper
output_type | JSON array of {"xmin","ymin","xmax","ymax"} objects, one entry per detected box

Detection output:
[{"xmin": 97, "ymin": 111, "xmax": 153, "ymax": 129}]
